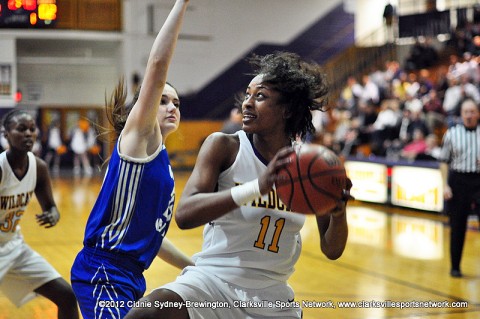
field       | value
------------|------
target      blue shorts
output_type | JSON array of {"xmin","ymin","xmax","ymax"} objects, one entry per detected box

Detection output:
[{"xmin": 71, "ymin": 247, "xmax": 146, "ymax": 319}]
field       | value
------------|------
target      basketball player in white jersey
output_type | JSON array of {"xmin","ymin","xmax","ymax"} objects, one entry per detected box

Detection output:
[
  {"xmin": 0, "ymin": 110, "xmax": 79, "ymax": 318},
  {"xmin": 126, "ymin": 52, "xmax": 351, "ymax": 319}
]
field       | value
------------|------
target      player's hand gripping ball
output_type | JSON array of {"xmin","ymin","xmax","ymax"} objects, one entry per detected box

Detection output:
[{"xmin": 275, "ymin": 144, "xmax": 351, "ymax": 216}]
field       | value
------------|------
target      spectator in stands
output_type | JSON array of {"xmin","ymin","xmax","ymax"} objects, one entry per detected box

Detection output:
[
  {"xmin": 422, "ymin": 88, "xmax": 446, "ymax": 133},
  {"xmin": 459, "ymin": 72, "xmax": 480, "ymax": 104},
  {"xmin": 359, "ymin": 74, "xmax": 380, "ymax": 105},
  {"xmin": 439, "ymin": 98, "xmax": 480, "ymax": 278},
  {"xmin": 447, "ymin": 54, "xmax": 465, "ymax": 80},
  {"xmin": 434, "ymin": 65, "xmax": 450, "ymax": 100},
  {"xmin": 307, "ymin": 110, "xmax": 329, "ymax": 144},
  {"xmin": 370, "ymin": 98, "xmax": 401, "ymax": 156},
  {"xmin": 405, "ymin": 72, "xmax": 420, "ymax": 98},
  {"xmin": 69, "ymin": 118, "xmax": 95, "ymax": 177},
  {"xmin": 44, "ymin": 119, "xmax": 64, "ymax": 176},
  {"xmin": 443, "ymin": 75, "xmax": 480, "ymax": 127},
  {"xmin": 369, "ymin": 66, "xmax": 390, "ymax": 101},
  {"xmin": 32, "ymin": 127, "xmax": 42, "ymax": 157},
  {"xmin": 320, "ymin": 131, "xmax": 341, "ymax": 155},
  {"xmin": 404, "ymin": 93, "xmax": 423, "ymax": 114},
  {"xmin": 385, "ymin": 60, "xmax": 402, "ymax": 82},
  {"xmin": 350, "ymin": 100, "xmax": 378, "ymax": 148},
  {"xmin": 416, "ymin": 133, "xmax": 442, "ymax": 161},
  {"xmin": 399, "ymin": 108, "xmax": 429, "ymax": 145},
  {"xmin": 468, "ymin": 35, "xmax": 480, "ymax": 56},
  {"xmin": 339, "ymin": 76, "xmax": 362, "ymax": 113},
  {"xmin": 391, "ymin": 71, "xmax": 410, "ymax": 101},
  {"xmin": 417, "ymin": 69, "xmax": 433, "ymax": 98},
  {"xmin": 221, "ymin": 107, "xmax": 243, "ymax": 134},
  {"xmin": 460, "ymin": 52, "xmax": 480, "ymax": 85},
  {"xmin": 400, "ymin": 128, "xmax": 428, "ymax": 161},
  {"xmin": 332, "ymin": 109, "xmax": 353, "ymax": 155}
]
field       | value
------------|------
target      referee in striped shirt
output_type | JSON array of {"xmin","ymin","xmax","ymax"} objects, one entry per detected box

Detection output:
[{"xmin": 439, "ymin": 98, "xmax": 480, "ymax": 278}]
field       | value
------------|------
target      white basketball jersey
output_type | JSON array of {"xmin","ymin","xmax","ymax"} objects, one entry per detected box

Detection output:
[
  {"xmin": 193, "ymin": 131, "xmax": 306, "ymax": 289},
  {"xmin": 0, "ymin": 152, "xmax": 37, "ymax": 246}
]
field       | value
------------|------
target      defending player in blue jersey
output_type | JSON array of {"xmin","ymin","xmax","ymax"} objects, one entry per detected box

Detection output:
[{"xmin": 70, "ymin": 1, "xmax": 193, "ymax": 318}]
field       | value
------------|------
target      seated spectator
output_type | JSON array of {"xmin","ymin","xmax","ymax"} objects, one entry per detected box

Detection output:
[
  {"xmin": 416, "ymin": 134, "xmax": 442, "ymax": 161},
  {"xmin": 370, "ymin": 99, "xmax": 402, "ymax": 156},
  {"xmin": 400, "ymin": 128, "xmax": 428, "ymax": 161},
  {"xmin": 460, "ymin": 52, "xmax": 480, "ymax": 85},
  {"xmin": 417, "ymin": 69, "xmax": 433, "ymax": 98},
  {"xmin": 398, "ymin": 108, "xmax": 430, "ymax": 146},
  {"xmin": 391, "ymin": 71, "xmax": 409, "ymax": 101},
  {"xmin": 405, "ymin": 72, "xmax": 420, "ymax": 98},
  {"xmin": 306, "ymin": 110, "xmax": 329, "ymax": 144},
  {"xmin": 350, "ymin": 100, "xmax": 378, "ymax": 147},
  {"xmin": 447, "ymin": 54, "xmax": 465, "ymax": 80},
  {"xmin": 467, "ymin": 35, "xmax": 480, "ymax": 57},
  {"xmin": 384, "ymin": 60, "xmax": 403, "ymax": 83},
  {"xmin": 422, "ymin": 89, "xmax": 446, "ymax": 133},
  {"xmin": 332, "ymin": 109, "xmax": 354, "ymax": 155},
  {"xmin": 442, "ymin": 75, "xmax": 480, "ymax": 127},
  {"xmin": 320, "ymin": 131, "xmax": 341, "ymax": 155},
  {"xmin": 404, "ymin": 94, "xmax": 423, "ymax": 114},
  {"xmin": 339, "ymin": 76, "xmax": 362, "ymax": 112},
  {"xmin": 359, "ymin": 74, "xmax": 380, "ymax": 105}
]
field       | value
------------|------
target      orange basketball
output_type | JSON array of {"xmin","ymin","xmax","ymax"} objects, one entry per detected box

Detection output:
[{"xmin": 275, "ymin": 144, "xmax": 348, "ymax": 216}]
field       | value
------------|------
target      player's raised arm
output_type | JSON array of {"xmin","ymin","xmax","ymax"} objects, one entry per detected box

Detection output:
[{"xmin": 120, "ymin": 0, "xmax": 189, "ymax": 158}]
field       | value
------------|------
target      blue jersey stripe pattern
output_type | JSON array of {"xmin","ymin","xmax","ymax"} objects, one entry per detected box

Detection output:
[
  {"xmin": 83, "ymin": 142, "xmax": 175, "ymax": 270},
  {"xmin": 101, "ymin": 160, "xmax": 144, "ymax": 250}
]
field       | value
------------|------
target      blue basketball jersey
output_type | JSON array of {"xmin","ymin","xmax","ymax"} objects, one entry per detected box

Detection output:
[{"xmin": 83, "ymin": 140, "xmax": 175, "ymax": 270}]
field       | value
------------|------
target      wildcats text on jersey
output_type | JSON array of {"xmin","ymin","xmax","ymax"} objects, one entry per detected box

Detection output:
[{"xmin": 0, "ymin": 191, "xmax": 34, "ymax": 210}]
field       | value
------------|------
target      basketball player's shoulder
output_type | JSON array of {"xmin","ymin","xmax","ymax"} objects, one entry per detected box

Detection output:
[
  {"xmin": 203, "ymin": 131, "xmax": 240, "ymax": 153},
  {"xmin": 34, "ymin": 154, "xmax": 48, "ymax": 170},
  {"xmin": 201, "ymin": 132, "xmax": 240, "ymax": 169}
]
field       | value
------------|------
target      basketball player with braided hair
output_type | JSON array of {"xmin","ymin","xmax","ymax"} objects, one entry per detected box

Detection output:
[
  {"xmin": 0, "ymin": 110, "xmax": 79, "ymax": 319},
  {"xmin": 126, "ymin": 52, "xmax": 351, "ymax": 319}
]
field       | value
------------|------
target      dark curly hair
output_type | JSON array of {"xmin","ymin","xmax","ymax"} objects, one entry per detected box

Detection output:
[{"xmin": 247, "ymin": 51, "xmax": 329, "ymax": 141}]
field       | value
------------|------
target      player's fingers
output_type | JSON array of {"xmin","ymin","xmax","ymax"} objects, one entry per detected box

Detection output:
[{"xmin": 329, "ymin": 200, "xmax": 347, "ymax": 218}]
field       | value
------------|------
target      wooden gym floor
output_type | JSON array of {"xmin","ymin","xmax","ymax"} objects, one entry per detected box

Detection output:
[{"xmin": 1, "ymin": 171, "xmax": 479, "ymax": 319}]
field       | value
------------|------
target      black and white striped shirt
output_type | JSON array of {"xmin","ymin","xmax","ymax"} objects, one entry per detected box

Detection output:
[{"xmin": 439, "ymin": 124, "xmax": 480, "ymax": 173}]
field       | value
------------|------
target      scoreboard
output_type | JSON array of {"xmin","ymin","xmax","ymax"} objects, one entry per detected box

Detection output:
[{"xmin": 0, "ymin": 0, "xmax": 57, "ymax": 28}]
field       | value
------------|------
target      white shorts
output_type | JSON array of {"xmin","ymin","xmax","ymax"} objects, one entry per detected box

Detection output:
[
  {"xmin": 0, "ymin": 238, "xmax": 61, "ymax": 307},
  {"xmin": 159, "ymin": 266, "xmax": 302, "ymax": 319}
]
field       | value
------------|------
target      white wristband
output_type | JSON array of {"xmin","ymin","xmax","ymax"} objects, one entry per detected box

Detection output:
[{"xmin": 230, "ymin": 179, "xmax": 261, "ymax": 206}]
